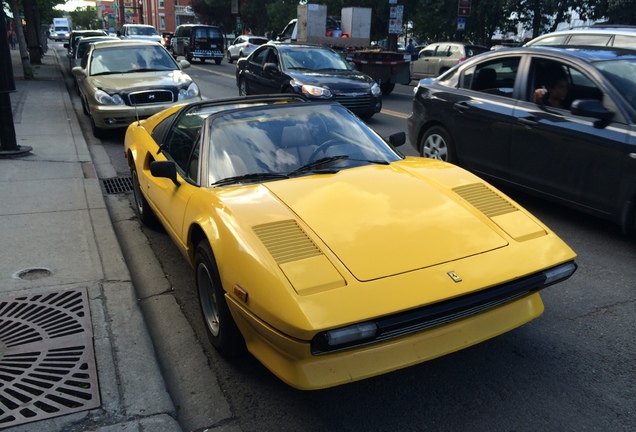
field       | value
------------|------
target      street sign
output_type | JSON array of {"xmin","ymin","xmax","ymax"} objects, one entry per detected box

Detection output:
[
  {"xmin": 457, "ymin": 17, "xmax": 466, "ymax": 30},
  {"xmin": 458, "ymin": 0, "xmax": 471, "ymax": 17}
]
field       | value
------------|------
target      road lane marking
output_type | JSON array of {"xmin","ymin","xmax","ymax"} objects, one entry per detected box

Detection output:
[
  {"xmin": 190, "ymin": 64, "xmax": 236, "ymax": 79},
  {"xmin": 381, "ymin": 109, "xmax": 409, "ymax": 119}
]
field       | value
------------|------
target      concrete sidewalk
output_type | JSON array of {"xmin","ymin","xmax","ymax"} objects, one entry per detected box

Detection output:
[{"xmin": 1, "ymin": 47, "xmax": 181, "ymax": 431}]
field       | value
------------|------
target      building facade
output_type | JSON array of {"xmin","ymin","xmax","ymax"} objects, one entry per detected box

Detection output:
[{"xmin": 96, "ymin": 0, "xmax": 197, "ymax": 33}]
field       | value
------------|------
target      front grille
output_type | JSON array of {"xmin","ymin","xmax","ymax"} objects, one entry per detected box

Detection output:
[
  {"xmin": 128, "ymin": 90, "xmax": 174, "ymax": 106},
  {"xmin": 334, "ymin": 94, "xmax": 374, "ymax": 111},
  {"xmin": 311, "ymin": 262, "xmax": 577, "ymax": 355}
]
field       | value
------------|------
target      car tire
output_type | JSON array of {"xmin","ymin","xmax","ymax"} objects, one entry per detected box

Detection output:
[
  {"xmin": 195, "ymin": 240, "xmax": 245, "ymax": 357},
  {"xmin": 238, "ymin": 77, "xmax": 249, "ymax": 96},
  {"xmin": 90, "ymin": 116, "xmax": 105, "ymax": 139},
  {"xmin": 186, "ymin": 49, "xmax": 193, "ymax": 63},
  {"xmin": 227, "ymin": 51, "xmax": 233, "ymax": 63},
  {"xmin": 420, "ymin": 126, "xmax": 457, "ymax": 163},
  {"xmin": 380, "ymin": 82, "xmax": 395, "ymax": 95},
  {"xmin": 214, "ymin": 58, "xmax": 222, "ymax": 65},
  {"xmin": 130, "ymin": 164, "xmax": 159, "ymax": 227},
  {"xmin": 81, "ymin": 97, "xmax": 89, "ymax": 116}
]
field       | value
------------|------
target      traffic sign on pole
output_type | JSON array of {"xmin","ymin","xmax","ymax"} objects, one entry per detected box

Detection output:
[{"xmin": 458, "ymin": 0, "xmax": 471, "ymax": 17}]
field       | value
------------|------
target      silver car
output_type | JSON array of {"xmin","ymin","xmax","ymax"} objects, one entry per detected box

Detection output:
[{"xmin": 72, "ymin": 40, "xmax": 201, "ymax": 138}]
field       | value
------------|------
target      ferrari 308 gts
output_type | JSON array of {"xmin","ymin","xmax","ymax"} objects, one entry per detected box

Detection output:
[{"xmin": 124, "ymin": 95, "xmax": 577, "ymax": 390}]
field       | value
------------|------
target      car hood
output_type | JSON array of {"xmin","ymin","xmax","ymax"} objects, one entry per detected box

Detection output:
[
  {"xmin": 263, "ymin": 163, "xmax": 511, "ymax": 281},
  {"xmin": 287, "ymin": 70, "xmax": 375, "ymax": 90},
  {"xmin": 88, "ymin": 70, "xmax": 191, "ymax": 91}
]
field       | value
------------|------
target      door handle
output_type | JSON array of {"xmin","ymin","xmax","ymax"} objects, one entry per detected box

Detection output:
[
  {"xmin": 518, "ymin": 117, "xmax": 538, "ymax": 127},
  {"xmin": 453, "ymin": 102, "xmax": 470, "ymax": 112}
]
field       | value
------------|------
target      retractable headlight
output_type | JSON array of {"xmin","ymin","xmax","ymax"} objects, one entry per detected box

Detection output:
[
  {"xmin": 301, "ymin": 84, "xmax": 332, "ymax": 98},
  {"xmin": 94, "ymin": 90, "xmax": 124, "ymax": 105},
  {"xmin": 178, "ymin": 82, "xmax": 200, "ymax": 100}
]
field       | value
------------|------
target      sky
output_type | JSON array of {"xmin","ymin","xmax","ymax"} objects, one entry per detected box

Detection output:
[{"xmin": 54, "ymin": 1, "xmax": 97, "ymax": 12}]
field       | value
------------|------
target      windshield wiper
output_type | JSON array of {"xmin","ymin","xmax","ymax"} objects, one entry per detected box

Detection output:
[
  {"xmin": 91, "ymin": 71, "xmax": 126, "ymax": 76},
  {"xmin": 349, "ymin": 158, "xmax": 390, "ymax": 165},
  {"xmin": 289, "ymin": 155, "xmax": 349, "ymax": 176},
  {"xmin": 211, "ymin": 172, "xmax": 288, "ymax": 186},
  {"xmin": 130, "ymin": 68, "xmax": 166, "ymax": 73}
]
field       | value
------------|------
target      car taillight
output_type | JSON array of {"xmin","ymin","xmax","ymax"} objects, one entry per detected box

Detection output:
[
  {"xmin": 458, "ymin": 57, "xmax": 467, "ymax": 63},
  {"xmin": 190, "ymin": 40, "xmax": 195, "ymax": 48}
]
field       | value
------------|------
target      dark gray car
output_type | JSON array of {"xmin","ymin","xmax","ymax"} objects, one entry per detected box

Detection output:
[{"xmin": 407, "ymin": 46, "xmax": 636, "ymax": 236}]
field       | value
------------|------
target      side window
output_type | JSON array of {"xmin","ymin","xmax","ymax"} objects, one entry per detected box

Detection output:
[
  {"xmin": 530, "ymin": 59, "xmax": 603, "ymax": 109},
  {"xmin": 435, "ymin": 44, "xmax": 450, "ymax": 57},
  {"xmin": 568, "ymin": 34, "xmax": 612, "ymax": 46},
  {"xmin": 468, "ymin": 57, "xmax": 520, "ymax": 97},
  {"xmin": 532, "ymin": 35, "xmax": 567, "ymax": 45},
  {"xmin": 162, "ymin": 111, "xmax": 204, "ymax": 178},
  {"xmin": 250, "ymin": 47, "xmax": 270, "ymax": 66},
  {"xmin": 420, "ymin": 47, "xmax": 434, "ymax": 58},
  {"xmin": 612, "ymin": 34, "xmax": 636, "ymax": 48}
]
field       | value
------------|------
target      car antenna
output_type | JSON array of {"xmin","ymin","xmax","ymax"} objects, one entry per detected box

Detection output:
[{"xmin": 134, "ymin": 99, "xmax": 140, "ymax": 125}]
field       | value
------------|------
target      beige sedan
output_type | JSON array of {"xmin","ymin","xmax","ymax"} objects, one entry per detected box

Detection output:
[{"xmin": 72, "ymin": 39, "xmax": 201, "ymax": 137}]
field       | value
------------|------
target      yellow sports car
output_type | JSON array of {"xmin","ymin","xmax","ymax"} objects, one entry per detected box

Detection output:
[{"xmin": 124, "ymin": 95, "xmax": 577, "ymax": 390}]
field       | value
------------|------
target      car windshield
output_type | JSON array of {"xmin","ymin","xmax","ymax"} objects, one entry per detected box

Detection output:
[
  {"xmin": 281, "ymin": 48, "xmax": 352, "ymax": 71},
  {"xmin": 89, "ymin": 45, "xmax": 178, "ymax": 74},
  {"xmin": 595, "ymin": 58, "xmax": 636, "ymax": 111},
  {"xmin": 205, "ymin": 103, "xmax": 400, "ymax": 185}
]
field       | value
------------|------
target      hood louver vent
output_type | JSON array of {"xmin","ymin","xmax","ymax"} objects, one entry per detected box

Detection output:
[
  {"xmin": 253, "ymin": 220, "xmax": 322, "ymax": 264},
  {"xmin": 453, "ymin": 184, "xmax": 516, "ymax": 218}
]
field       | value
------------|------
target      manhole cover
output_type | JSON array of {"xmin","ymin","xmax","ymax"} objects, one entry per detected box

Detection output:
[
  {"xmin": 0, "ymin": 288, "xmax": 100, "ymax": 428},
  {"xmin": 102, "ymin": 176, "xmax": 133, "ymax": 194}
]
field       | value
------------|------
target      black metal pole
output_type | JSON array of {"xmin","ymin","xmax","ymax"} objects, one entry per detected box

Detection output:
[{"xmin": 0, "ymin": 5, "xmax": 31, "ymax": 156}]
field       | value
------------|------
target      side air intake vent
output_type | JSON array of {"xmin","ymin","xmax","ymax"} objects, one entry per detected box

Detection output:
[
  {"xmin": 453, "ymin": 184, "xmax": 516, "ymax": 218},
  {"xmin": 253, "ymin": 220, "xmax": 322, "ymax": 264}
]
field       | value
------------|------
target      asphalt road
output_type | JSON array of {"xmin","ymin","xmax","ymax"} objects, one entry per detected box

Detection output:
[{"xmin": 55, "ymin": 43, "xmax": 636, "ymax": 432}]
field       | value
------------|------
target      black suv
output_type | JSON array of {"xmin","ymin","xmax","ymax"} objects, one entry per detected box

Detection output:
[{"xmin": 171, "ymin": 24, "xmax": 224, "ymax": 64}]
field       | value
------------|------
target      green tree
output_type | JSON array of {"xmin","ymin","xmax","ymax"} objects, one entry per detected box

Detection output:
[{"xmin": 68, "ymin": 7, "xmax": 103, "ymax": 30}]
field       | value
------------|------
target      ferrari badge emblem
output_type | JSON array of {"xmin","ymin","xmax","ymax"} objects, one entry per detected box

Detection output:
[{"xmin": 447, "ymin": 271, "xmax": 462, "ymax": 283}]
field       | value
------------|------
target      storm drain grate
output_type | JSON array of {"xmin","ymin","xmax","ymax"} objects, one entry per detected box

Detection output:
[
  {"xmin": 0, "ymin": 288, "xmax": 100, "ymax": 428},
  {"xmin": 102, "ymin": 176, "xmax": 133, "ymax": 194}
]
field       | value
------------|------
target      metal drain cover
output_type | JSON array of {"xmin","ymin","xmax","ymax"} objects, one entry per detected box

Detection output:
[
  {"xmin": 102, "ymin": 176, "xmax": 133, "ymax": 194},
  {"xmin": 0, "ymin": 288, "xmax": 100, "ymax": 428}
]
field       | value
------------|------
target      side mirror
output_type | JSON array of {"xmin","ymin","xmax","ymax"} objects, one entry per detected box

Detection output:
[
  {"xmin": 150, "ymin": 160, "xmax": 181, "ymax": 186},
  {"xmin": 263, "ymin": 62, "xmax": 279, "ymax": 73},
  {"xmin": 388, "ymin": 131, "xmax": 406, "ymax": 147},
  {"xmin": 570, "ymin": 99, "xmax": 614, "ymax": 128},
  {"xmin": 71, "ymin": 66, "xmax": 86, "ymax": 77}
]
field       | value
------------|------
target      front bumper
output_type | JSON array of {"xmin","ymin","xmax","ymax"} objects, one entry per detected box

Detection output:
[
  {"xmin": 228, "ymin": 290, "xmax": 545, "ymax": 390},
  {"xmin": 90, "ymin": 98, "xmax": 201, "ymax": 129}
]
